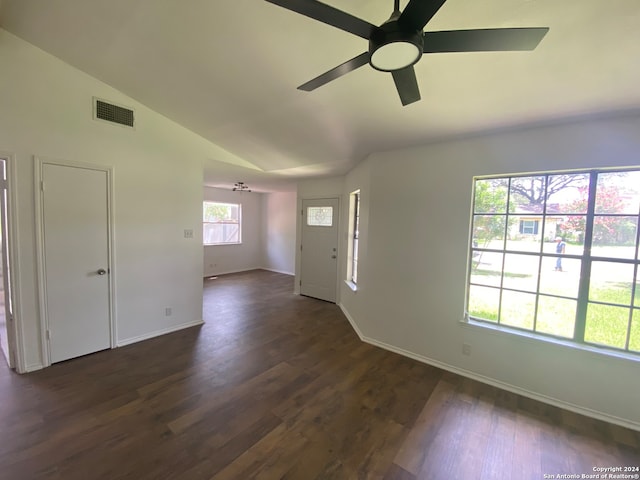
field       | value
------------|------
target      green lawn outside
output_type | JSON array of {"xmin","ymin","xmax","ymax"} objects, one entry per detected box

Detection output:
[{"xmin": 468, "ymin": 247, "xmax": 640, "ymax": 352}]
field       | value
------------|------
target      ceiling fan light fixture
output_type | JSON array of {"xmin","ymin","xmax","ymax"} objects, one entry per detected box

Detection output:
[
  {"xmin": 232, "ymin": 181, "xmax": 251, "ymax": 192},
  {"xmin": 369, "ymin": 24, "xmax": 423, "ymax": 72},
  {"xmin": 370, "ymin": 41, "xmax": 421, "ymax": 71}
]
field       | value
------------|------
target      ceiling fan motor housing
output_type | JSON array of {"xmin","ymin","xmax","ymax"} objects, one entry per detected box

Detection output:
[{"xmin": 369, "ymin": 19, "xmax": 424, "ymax": 72}]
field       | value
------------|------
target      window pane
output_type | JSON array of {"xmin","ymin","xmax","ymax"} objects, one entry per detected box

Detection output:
[
  {"xmin": 541, "ymin": 216, "xmax": 561, "ymax": 242},
  {"xmin": 536, "ymin": 296, "xmax": 576, "ymax": 338},
  {"xmin": 585, "ymin": 304, "xmax": 630, "ymax": 349},
  {"xmin": 538, "ymin": 257, "xmax": 581, "ymax": 297},
  {"xmin": 502, "ymin": 254, "xmax": 539, "ymax": 293},
  {"xmin": 596, "ymin": 171, "xmax": 640, "ymax": 215},
  {"xmin": 630, "ymin": 309, "xmax": 640, "ymax": 352},
  {"xmin": 204, "ymin": 202, "xmax": 238, "ymax": 222},
  {"xmin": 506, "ymin": 215, "xmax": 542, "ymax": 252},
  {"xmin": 472, "ymin": 215, "xmax": 505, "ymax": 249},
  {"xmin": 307, "ymin": 206, "xmax": 333, "ymax": 226},
  {"xmin": 509, "ymin": 176, "xmax": 546, "ymax": 214},
  {"xmin": 546, "ymin": 173, "xmax": 590, "ymax": 214},
  {"xmin": 507, "ymin": 176, "xmax": 545, "ymax": 251},
  {"xmin": 470, "ymin": 253, "xmax": 503, "ymax": 287},
  {"xmin": 204, "ymin": 223, "xmax": 239, "ymax": 244},
  {"xmin": 590, "ymin": 216, "xmax": 638, "ymax": 259},
  {"xmin": 543, "ymin": 216, "xmax": 585, "ymax": 255},
  {"xmin": 353, "ymin": 238, "xmax": 359, "ymax": 283},
  {"xmin": 589, "ymin": 262, "xmax": 635, "ymax": 306},
  {"xmin": 474, "ymin": 179, "xmax": 508, "ymax": 213},
  {"xmin": 500, "ymin": 290, "xmax": 535, "ymax": 330},
  {"xmin": 468, "ymin": 285, "xmax": 500, "ymax": 322}
]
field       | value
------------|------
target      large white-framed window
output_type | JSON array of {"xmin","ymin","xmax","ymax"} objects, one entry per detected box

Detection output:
[
  {"xmin": 346, "ymin": 190, "xmax": 360, "ymax": 286},
  {"xmin": 467, "ymin": 167, "xmax": 640, "ymax": 355},
  {"xmin": 203, "ymin": 201, "xmax": 241, "ymax": 245}
]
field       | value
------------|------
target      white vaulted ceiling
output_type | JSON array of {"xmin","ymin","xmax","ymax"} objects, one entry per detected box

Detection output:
[{"xmin": 1, "ymin": 0, "xmax": 639, "ymax": 191}]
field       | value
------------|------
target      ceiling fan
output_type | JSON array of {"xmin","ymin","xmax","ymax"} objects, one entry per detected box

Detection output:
[{"xmin": 265, "ymin": 0, "xmax": 549, "ymax": 106}]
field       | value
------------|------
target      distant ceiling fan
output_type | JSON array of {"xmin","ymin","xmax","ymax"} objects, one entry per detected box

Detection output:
[{"xmin": 265, "ymin": 0, "xmax": 549, "ymax": 106}]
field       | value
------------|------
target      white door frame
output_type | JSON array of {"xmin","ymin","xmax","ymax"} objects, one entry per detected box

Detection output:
[
  {"xmin": 0, "ymin": 152, "xmax": 25, "ymax": 372},
  {"xmin": 34, "ymin": 157, "xmax": 117, "ymax": 367}
]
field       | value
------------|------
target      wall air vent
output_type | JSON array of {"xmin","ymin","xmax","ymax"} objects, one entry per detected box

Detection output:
[{"xmin": 93, "ymin": 97, "xmax": 135, "ymax": 128}]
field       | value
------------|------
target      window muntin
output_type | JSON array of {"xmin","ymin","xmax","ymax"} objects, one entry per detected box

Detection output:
[
  {"xmin": 203, "ymin": 201, "xmax": 241, "ymax": 245},
  {"xmin": 467, "ymin": 168, "xmax": 640, "ymax": 355}
]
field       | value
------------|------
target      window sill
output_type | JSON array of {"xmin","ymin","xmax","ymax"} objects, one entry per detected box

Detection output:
[
  {"xmin": 204, "ymin": 242, "xmax": 242, "ymax": 246},
  {"xmin": 344, "ymin": 280, "xmax": 358, "ymax": 292},
  {"xmin": 459, "ymin": 316, "xmax": 640, "ymax": 364}
]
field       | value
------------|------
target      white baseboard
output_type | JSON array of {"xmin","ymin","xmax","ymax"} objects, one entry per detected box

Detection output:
[
  {"xmin": 117, "ymin": 319, "xmax": 204, "ymax": 347},
  {"xmin": 204, "ymin": 267, "xmax": 294, "ymax": 278},
  {"xmin": 203, "ymin": 267, "xmax": 262, "ymax": 278},
  {"xmin": 24, "ymin": 362, "xmax": 44, "ymax": 373},
  {"xmin": 338, "ymin": 303, "xmax": 365, "ymax": 339},
  {"xmin": 260, "ymin": 267, "xmax": 294, "ymax": 276},
  {"xmin": 338, "ymin": 303, "xmax": 640, "ymax": 433}
]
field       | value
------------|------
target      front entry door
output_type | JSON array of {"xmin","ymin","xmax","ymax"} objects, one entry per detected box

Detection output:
[
  {"xmin": 300, "ymin": 198, "xmax": 339, "ymax": 303},
  {"xmin": 41, "ymin": 162, "xmax": 112, "ymax": 363}
]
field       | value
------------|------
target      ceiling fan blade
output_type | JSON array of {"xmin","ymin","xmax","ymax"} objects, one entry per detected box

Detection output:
[
  {"xmin": 391, "ymin": 66, "xmax": 421, "ymax": 106},
  {"xmin": 398, "ymin": 0, "xmax": 447, "ymax": 32},
  {"xmin": 265, "ymin": 0, "xmax": 376, "ymax": 40},
  {"xmin": 298, "ymin": 52, "xmax": 369, "ymax": 91},
  {"xmin": 423, "ymin": 27, "xmax": 549, "ymax": 53}
]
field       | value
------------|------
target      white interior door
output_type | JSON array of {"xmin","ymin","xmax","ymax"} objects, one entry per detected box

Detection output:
[
  {"xmin": 41, "ymin": 163, "xmax": 112, "ymax": 363},
  {"xmin": 300, "ymin": 198, "xmax": 339, "ymax": 303}
]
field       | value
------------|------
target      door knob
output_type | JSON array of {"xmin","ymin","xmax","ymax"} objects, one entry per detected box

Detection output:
[
  {"xmin": 97, "ymin": 269, "xmax": 107, "ymax": 275},
  {"xmin": 331, "ymin": 255, "xmax": 337, "ymax": 259}
]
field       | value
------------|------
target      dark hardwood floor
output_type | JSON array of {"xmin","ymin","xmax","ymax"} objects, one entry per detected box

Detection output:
[{"xmin": 0, "ymin": 270, "xmax": 638, "ymax": 479}]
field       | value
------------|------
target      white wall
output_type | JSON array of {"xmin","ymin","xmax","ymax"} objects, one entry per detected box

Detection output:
[
  {"xmin": 336, "ymin": 114, "xmax": 640, "ymax": 429},
  {"xmin": 203, "ymin": 187, "xmax": 263, "ymax": 277},
  {"xmin": 262, "ymin": 191, "xmax": 296, "ymax": 275},
  {"xmin": 0, "ymin": 29, "xmax": 252, "ymax": 371}
]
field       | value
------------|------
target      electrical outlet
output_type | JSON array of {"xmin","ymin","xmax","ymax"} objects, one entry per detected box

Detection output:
[
  {"xmin": 462, "ymin": 343, "xmax": 471, "ymax": 356},
  {"xmin": 165, "ymin": 307, "xmax": 172, "ymax": 316}
]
